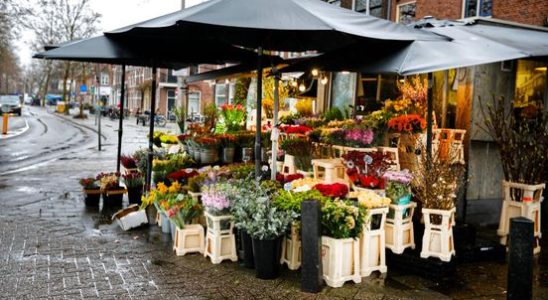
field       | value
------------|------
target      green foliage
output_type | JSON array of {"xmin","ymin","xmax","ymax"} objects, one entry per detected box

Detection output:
[
  {"xmin": 234, "ymin": 77, "xmax": 250, "ymax": 106},
  {"xmin": 280, "ymin": 138, "xmax": 312, "ymax": 157},
  {"xmin": 172, "ymin": 106, "xmax": 186, "ymax": 133},
  {"xmin": 273, "ymin": 190, "xmax": 329, "ymax": 218},
  {"xmin": 321, "ymin": 200, "xmax": 366, "ymax": 239},
  {"xmin": 203, "ymin": 103, "xmax": 217, "ymax": 131},
  {"xmin": 188, "ymin": 173, "xmax": 207, "ymax": 193},
  {"xmin": 322, "ymin": 107, "xmax": 345, "ymax": 122}
]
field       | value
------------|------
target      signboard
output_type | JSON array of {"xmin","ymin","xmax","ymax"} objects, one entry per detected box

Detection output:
[{"xmin": 80, "ymin": 84, "xmax": 87, "ymax": 93}]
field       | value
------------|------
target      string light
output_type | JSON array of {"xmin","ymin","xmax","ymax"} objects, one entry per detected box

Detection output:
[
  {"xmin": 320, "ymin": 76, "xmax": 328, "ymax": 85},
  {"xmin": 299, "ymin": 83, "xmax": 306, "ymax": 92},
  {"xmin": 311, "ymin": 69, "xmax": 319, "ymax": 76},
  {"xmin": 291, "ymin": 80, "xmax": 298, "ymax": 87}
]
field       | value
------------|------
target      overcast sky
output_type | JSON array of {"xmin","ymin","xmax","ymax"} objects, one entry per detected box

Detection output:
[{"xmin": 18, "ymin": 0, "xmax": 206, "ymax": 67}]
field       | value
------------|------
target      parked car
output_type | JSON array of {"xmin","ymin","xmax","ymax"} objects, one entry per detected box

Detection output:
[{"xmin": 0, "ymin": 95, "xmax": 22, "ymax": 116}]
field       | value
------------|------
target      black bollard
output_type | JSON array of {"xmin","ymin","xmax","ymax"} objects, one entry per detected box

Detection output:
[
  {"xmin": 301, "ymin": 200, "xmax": 323, "ymax": 293},
  {"xmin": 507, "ymin": 217, "xmax": 534, "ymax": 300}
]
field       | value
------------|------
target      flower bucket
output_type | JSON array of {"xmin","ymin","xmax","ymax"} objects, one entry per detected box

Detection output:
[
  {"xmin": 103, "ymin": 188, "xmax": 126, "ymax": 208},
  {"xmin": 127, "ymin": 186, "xmax": 143, "ymax": 205},
  {"xmin": 241, "ymin": 230, "xmax": 255, "ymax": 268},
  {"xmin": 252, "ymin": 236, "xmax": 282, "ymax": 280},
  {"xmin": 222, "ymin": 147, "xmax": 235, "ymax": 164},
  {"xmin": 83, "ymin": 188, "xmax": 101, "ymax": 207},
  {"xmin": 192, "ymin": 147, "xmax": 201, "ymax": 163},
  {"xmin": 388, "ymin": 194, "xmax": 412, "ymax": 218},
  {"xmin": 200, "ymin": 148, "xmax": 218, "ymax": 165},
  {"xmin": 170, "ymin": 220, "xmax": 177, "ymax": 241},
  {"xmin": 160, "ymin": 213, "xmax": 171, "ymax": 234},
  {"xmin": 146, "ymin": 205, "xmax": 158, "ymax": 225}
]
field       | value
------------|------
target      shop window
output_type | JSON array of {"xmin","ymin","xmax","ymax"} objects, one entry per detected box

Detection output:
[
  {"xmin": 330, "ymin": 72, "xmax": 357, "ymax": 112},
  {"xmin": 514, "ymin": 60, "xmax": 547, "ymax": 109},
  {"xmin": 356, "ymin": 74, "xmax": 398, "ymax": 114},
  {"xmin": 188, "ymin": 92, "xmax": 201, "ymax": 115},
  {"xmin": 396, "ymin": 2, "xmax": 416, "ymax": 25},
  {"xmin": 215, "ymin": 84, "xmax": 228, "ymax": 107},
  {"xmin": 463, "ymin": 0, "xmax": 492, "ymax": 18},
  {"xmin": 354, "ymin": 0, "xmax": 384, "ymax": 18},
  {"xmin": 167, "ymin": 89, "xmax": 176, "ymax": 112}
]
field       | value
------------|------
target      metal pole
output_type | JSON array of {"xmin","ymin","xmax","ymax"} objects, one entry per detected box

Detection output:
[
  {"xmin": 97, "ymin": 66, "xmax": 102, "ymax": 151},
  {"xmin": 271, "ymin": 70, "xmax": 280, "ymax": 180},
  {"xmin": 255, "ymin": 47, "xmax": 263, "ymax": 177},
  {"xmin": 146, "ymin": 66, "xmax": 157, "ymax": 191},
  {"xmin": 426, "ymin": 72, "xmax": 433, "ymax": 162},
  {"xmin": 116, "ymin": 64, "xmax": 126, "ymax": 173}
]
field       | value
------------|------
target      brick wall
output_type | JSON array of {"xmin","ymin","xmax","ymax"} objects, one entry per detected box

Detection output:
[
  {"xmin": 416, "ymin": 0, "xmax": 462, "ymax": 20},
  {"xmin": 493, "ymin": 0, "xmax": 548, "ymax": 26}
]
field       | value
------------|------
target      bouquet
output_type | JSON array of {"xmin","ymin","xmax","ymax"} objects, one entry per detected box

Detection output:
[
  {"xmin": 96, "ymin": 172, "xmax": 121, "ymax": 191},
  {"xmin": 166, "ymin": 169, "xmax": 199, "ymax": 184},
  {"xmin": 275, "ymin": 173, "xmax": 304, "ymax": 185},
  {"xmin": 120, "ymin": 155, "xmax": 137, "ymax": 169},
  {"xmin": 350, "ymin": 190, "xmax": 391, "ymax": 209},
  {"xmin": 342, "ymin": 151, "xmax": 394, "ymax": 189},
  {"xmin": 122, "ymin": 172, "xmax": 144, "ymax": 188},
  {"xmin": 201, "ymin": 183, "xmax": 233, "ymax": 215},
  {"xmin": 344, "ymin": 128, "xmax": 374, "ymax": 148},
  {"xmin": 387, "ymin": 114, "xmax": 426, "ymax": 134},
  {"xmin": 220, "ymin": 103, "xmax": 246, "ymax": 133},
  {"xmin": 384, "ymin": 170, "xmax": 413, "ymax": 204},
  {"xmin": 313, "ymin": 183, "xmax": 349, "ymax": 198},
  {"xmin": 279, "ymin": 124, "xmax": 313, "ymax": 135},
  {"xmin": 321, "ymin": 199, "xmax": 366, "ymax": 239},
  {"xmin": 167, "ymin": 194, "xmax": 203, "ymax": 229},
  {"xmin": 79, "ymin": 177, "xmax": 98, "ymax": 189}
]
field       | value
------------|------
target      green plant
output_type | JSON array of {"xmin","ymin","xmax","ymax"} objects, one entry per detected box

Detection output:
[
  {"xmin": 273, "ymin": 189, "xmax": 329, "ymax": 218},
  {"xmin": 219, "ymin": 103, "xmax": 246, "ymax": 133},
  {"xmin": 188, "ymin": 173, "xmax": 207, "ymax": 193},
  {"xmin": 167, "ymin": 194, "xmax": 203, "ymax": 229},
  {"xmin": 172, "ymin": 106, "xmax": 186, "ymax": 134},
  {"xmin": 280, "ymin": 138, "xmax": 313, "ymax": 171},
  {"xmin": 204, "ymin": 103, "xmax": 218, "ymax": 131},
  {"xmin": 122, "ymin": 172, "xmax": 144, "ymax": 188},
  {"xmin": 321, "ymin": 199, "xmax": 366, "ymax": 239},
  {"xmin": 323, "ymin": 107, "xmax": 345, "ymax": 122},
  {"xmin": 234, "ymin": 77, "xmax": 250, "ymax": 106}
]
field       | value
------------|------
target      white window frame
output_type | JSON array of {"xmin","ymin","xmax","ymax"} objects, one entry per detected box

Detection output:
[
  {"xmin": 166, "ymin": 89, "xmax": 176, "ymax": 113},
  {"xmin": 100, "ymin": 73, "xmax": 109, "ymax": 86},
  {"xmin": 214, "ymin": 83, "xmax": 228, "ymax": 106},
  {"xmin": 187, "ymin": 91, "xmax": 202, "ymax": 115},
  {"xmin": 396, "ymin": 1, "xmax": 416, "ymax": 24},
  {"xmin": 462, "ymin": 0, "xmax": 493, "ymax": 18}
]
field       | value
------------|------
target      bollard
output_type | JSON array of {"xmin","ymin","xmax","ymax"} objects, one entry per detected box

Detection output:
[
  {"xmin": 2, "ymin": 113, "xmax": 8, "ymax": 135},
  {"xmin": 301, "ymin": 200, "xmax": 322, "ymax": 293},
  {"xmin": 507, "ymin": 217, "xmax": 534, "ymax": 300}
]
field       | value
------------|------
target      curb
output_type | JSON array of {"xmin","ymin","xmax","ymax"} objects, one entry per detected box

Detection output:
[
  {"xmin": 50, "ymin": 111, "xmax": 108, "ymax": 140},
  {"xmin": 0, "ymin": 117, "xmax": 30, "ymax": 140}
]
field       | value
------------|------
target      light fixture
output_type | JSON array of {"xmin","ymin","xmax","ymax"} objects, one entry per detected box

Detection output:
[
  {"xmin": 534, "ymin": 67, "xmax": 547, "ymax": 72},
  {"xmin": 299, "ymin": 83, "xmax": 306, "ymax": 92},
  {"xmin": 311, "ymin": 68, "xmax": 319, "ymax": 76},
  {"xmin": 341, "ymin": 70, "xmax": 350, "ymax": 75},
  {"xmin": 291, "ymin": 80, "xmax": 298, "ymax": 87},
  {"xmin": 320, "ymin": 76, "xmax": 328, "ymax": 85},
  {"xmin": 399, "ymin": 79, "xmax": 405, "ymax": 83}
]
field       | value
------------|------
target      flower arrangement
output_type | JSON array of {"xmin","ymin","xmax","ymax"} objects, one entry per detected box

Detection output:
[
  {"xmin": 273, "ymin": 189, "xmax": 329, "ymax": 218},
  {"xmin": 280, "ymin": 138, "xmax": 313, "ymax": 171},
  {"xmin": 167, "ymin": 194, "xmax": 203, "ymax": 229},
  {"xmin": 152, "ymin": 152, "xmax": 195, "ymax": 184},
  {"xmin": 295, "ymin": 99, "xmax": 314, "ymax": 116},
  {"xmin": 220, "ymin": 103, "xmax": 246, "ymax": 132},
  {"xmin": 384, "ymin": 170, "xmax": 413, "ymax": 204},
  {"xmin": 96, "ymin": 172, "xmax": 121, "ymax": 191},
  {"xmin": 275, "ymin": 173, "xmax": 304, "ymax": 184},
  {"xmin": 387, "ymin": 114, "xmax": 426, "ymax": 133},
  {"xmin": 133, "ymin": 148, "xmax": 166, "ymax": 174},
  {"xmin": 279, "ymin": 124, "xmax": 313, "ymax": 135},
  {"xmin": 321, "ymin": 199, "xmax": 366, "ymax": 239},
  {"xmin": 326, "ymin": 119, "xmax": 356, "ymax": 128},
  {"xmin": 120, "ymin": 155, "xmax": 137, "ymax": 169},
  {"xmin": 350, "ymin": 190, "xmax": 391, "ymax": 209},
  {"xmin": 342, "ymin": 151, "xmax": 394, "ymax": 189},
  {"xmin": 343, "ymin": 128, "xmax": 374, "ymax": 148},
  {"xmin": 79, "ymin": 177, "xmax": 98, "ymax": 189},
  {"xmin": 166, "ymin": 169, "xmax": 199, "ymax": 184},
  {"xmin": 384, "ymin": 76, "xmax": 427, "ymax": 115},
  {"xmin": 177, "ymin": 134, "xmax": 191, "ymax": 144},
  {"xmin": 218, "ymin": 133, "xmax": 236, "ymax": 148},
  {"xmin": 122, "ymin": 172, "xmax": 144, "ymax": 188},
  {"xmin": 194, "ymin": 136, "xmax": 220, "ymax": 149},
  {"xmin": 160, "ymin": 134, "xmax": 179, "ymax": 144},
  {"xmin": 289, "ymin": 177, "xmax": 322, "ymax": 192},
  {"xmin": 201, "ymin": 183, "xmax": 233, "ymax": 215},
  {"xmin": 313, "ymin": 183, "xmax": 349, "ymax": 198}
]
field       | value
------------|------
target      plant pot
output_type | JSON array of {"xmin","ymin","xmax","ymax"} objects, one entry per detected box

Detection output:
[
  {"xmin": 146, "ymin": 205, "xmax": 158, "ymax": 225},
  {"xmin": 222, "ymin": 147, "xmax": 235, "ymax": 164},
  {"xmin": 241, "ymin": 147, "xmax": 253, "ymax": 164},
  {"xmin": 420, "ymin": 207, "xmax": 456, "ymax": 262},
  {"xmin": 127, "ymin": 186, "xmax": 143, "ymax": 205},
  {"xmin": 252, "ymin": 236, "xmax": 282, "ymax": 280},
  {"xmin": 170, "ymin": 220, "xmax": 177, "ymax": 241},
  {"xmin": 321, "ymin": 236, "xmax": 361, "ymax": 288},
  {"xmin": 83, "ymin": 188, "xmax": 101, "ymax": 207},
  {"xmin": 103, "ymin": 188, "xmax": 126, "ymax": 208},
  {"xmin": 241, "ymin": 230, "xmax": 255, "ymax": 269},
  {"xmin": 200, "ymin": 148, "xmax": 218, "ymax": 165},
  {"xmin": 160, "ymin": 213, "xmax": 171, "ymax": 234},
  {"xmin": 387, "ymin": 194, "xmax": 412, "ymax": 218},
  {"xmin": 192, "ymin": 147, "xmax": 201, "ymax": 163}
]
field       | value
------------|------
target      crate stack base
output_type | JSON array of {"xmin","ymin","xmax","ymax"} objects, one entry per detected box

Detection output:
[
  {"xmin": 174, "ymin": 224, "xmax": 205, "ymax": 256},
  {"xmin": 204, "ymin": 212, "xmax": 238, "ymax": 264},
  {"xmin": 281, "ymin": 223, "xmax": 301, "ymax": 270},
  {"xmin": 386, "ymin": 202, "xmax": 417, "ymax": 254},
  {"xmin": 360, "ymin": 207, "xmax": 388, "ymax": 277}
]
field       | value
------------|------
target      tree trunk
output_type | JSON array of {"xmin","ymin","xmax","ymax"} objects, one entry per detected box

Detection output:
[
  {"xmin": 62, "ymin": 62, "xmax": 71, "ymax": 115},
  {"xmin": 40, "ymin": 62, "xmax": 53, "ymax": 107},
  {"xmin": 78, "ymin": 63, "xmax": 86, "ymax": 118}
]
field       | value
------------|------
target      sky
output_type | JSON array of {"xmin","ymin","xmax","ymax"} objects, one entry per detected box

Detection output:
[{"xmin": 17, "ymin": 0, "xmax": 206, "ymax": 67}]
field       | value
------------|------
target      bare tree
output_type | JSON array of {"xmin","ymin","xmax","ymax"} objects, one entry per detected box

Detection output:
[{"xmin": 25, "ymin": 0, "xmax": 101, "ymax": 107}]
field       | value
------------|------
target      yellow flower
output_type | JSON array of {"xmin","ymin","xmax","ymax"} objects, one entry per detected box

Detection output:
[
  {"xmin": 168, "ymin": 181, "xmax": 181, "ymax": 194},
  {"xmin": 156, "ymin": 182, "xmax": 168, "ymax": 194},
  {"xmin": 345, "ymin": 216, "xmax": 355, "ymax": 230}
]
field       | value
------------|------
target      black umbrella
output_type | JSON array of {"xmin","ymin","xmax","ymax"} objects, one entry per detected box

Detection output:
[
  {"xmin": 107, "ymin": 0, "xmax": 446, "ymax": 175},
  {"xmin": 34, "ymin": 34, "xmax": 273, "ymax": 189}
]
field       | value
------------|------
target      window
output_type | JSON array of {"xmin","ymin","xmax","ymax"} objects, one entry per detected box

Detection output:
[
  {"xmin": 215, "ymin": 84, "xmax": 228, "ymax": 106},
  {"xmin": 354, "ymin": 0, "xmax": 384, "ymax": 18},
  {"xmin": 188, "ymin": 92, "xmax": 201, "ymax": 115},
  {"xmin": 100, "ymin": 73, "xmax": 109, "ymax": 86},
  {"xmin": 330, "ymin": 72, "xmax": 357, "ymax": 111},
  {"xmin": 514, "ymin": 60, "xmax": 547, "ymax": 109},
  {"xmin": 463, "ymin": 0, "xmax": 492, "ymax": 18},
  {"xmin": 396, "ymin": 2, "xmax": 416, "ymax": 25},
  {"xmin": 167, "ymin": 89, "xmax": 176, "ymax": 112},
  {"xmin": 167, "ymin": 70, "xmax": 178, "ymax": 83},
  {"xmin": 325, "ymin": 0, "xmax": 341, "ymax": 6}
]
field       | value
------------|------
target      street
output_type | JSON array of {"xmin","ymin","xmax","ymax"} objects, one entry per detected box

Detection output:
[{"xmin": 0, "ymin": 106, "xmax": 546, "ymax": 299}]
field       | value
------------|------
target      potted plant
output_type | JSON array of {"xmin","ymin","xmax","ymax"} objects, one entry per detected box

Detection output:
[
  {"xmin": 122, "ymin": 172, "xmax": 144, "ymax": 205},
  {"xmin": 480, "ymin": 97, "xmax": 547, "ymax": 252},
  {"xmin": 120, "ymin": 155, "xmax": 138, "ymax": 173},
  {"xmin": 232, "ymin": 178, "xmax": 292, "ymax": 278},
  {"xmin": 220, "ymin": 103, "xmax": 246, "ymax": 133},
  {"xmin": 79, "ymin": 177, "xmax": 101, "ymax": 207},
  {"xmin": 195, "ymin": 136, "xmax": 220, "ymax": 164},
  {"xmin": 342, "ymin": 150, "xmax": 393, "ymax": 191},
  {"xmin": 97, "ymin": 172, "xmax": 126, "ymax": 208},
  {"xmin": 168, "ymin": 193, "xmax": 205, "ymax": 256},
  {"xmin": 384, "ymin": 170, "xmax": 414, "ymax": 217},
  {"xmin": 321, "ymin": 199, "xmax": 366, "ymax": 287},
  {"xmin": 219, "ymin": 133, "xmax": 237, "ymax": 164},
  {"xmin": 202, "ymin": 182, "xmax": 238, "ymax": 263},
  {"xmin": 280, "ymin": 138, "xmax": 313, "ymax": 174},
  {"xmin": 412, "ymin": 148, "xmax": 465, "ymax": 262}
]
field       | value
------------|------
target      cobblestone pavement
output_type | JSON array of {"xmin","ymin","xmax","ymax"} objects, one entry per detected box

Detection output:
[{"xmin": 0, "ymin": 107, "xmax": 547, "ymax": 299}]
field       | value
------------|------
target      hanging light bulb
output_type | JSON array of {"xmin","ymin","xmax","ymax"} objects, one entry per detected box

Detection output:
[
  {"xmin": 311, "ymin": 69, "xmax": 319, "ymax": 77},
  {"xmin": 320, "ymin": 76, "xmax": 328, "ymax": 85},
  {"xmin": 299, "ymin": 83, "xmax": 306, "ymax": 92},
  {"xmin": 291, "ymin": 80, "xmax": 298, "ymax": 87}
]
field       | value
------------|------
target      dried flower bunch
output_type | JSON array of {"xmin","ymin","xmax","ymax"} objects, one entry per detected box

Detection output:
[
  {"xmin": 411, "ymin": 145, "xmax": 465, "ymax": 210},
  {"xmin": 479, "ymin": 96, "xmax": 548, "ymax": 185}
]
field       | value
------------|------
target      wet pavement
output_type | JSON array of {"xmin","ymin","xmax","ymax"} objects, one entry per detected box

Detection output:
[{"xmin": 0, "ymin": 106, "xmax": 547, "ymax": 299}]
